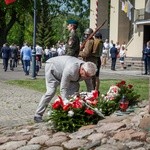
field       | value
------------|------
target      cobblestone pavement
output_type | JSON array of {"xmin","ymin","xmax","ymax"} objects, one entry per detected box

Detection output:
[{"xmin": 0, "ymin": 59, "xmax": 149, "ymax": 129}]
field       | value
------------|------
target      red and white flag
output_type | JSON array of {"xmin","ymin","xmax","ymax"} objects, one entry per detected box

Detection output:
[{"xmin": 5, "ymin": 0, "xmax": 16, "ymax": 5}]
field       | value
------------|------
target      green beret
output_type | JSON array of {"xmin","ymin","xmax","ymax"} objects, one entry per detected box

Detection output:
[{"xmin": 67, "ymin": 19, "xmax": 78, "ymax": 26}]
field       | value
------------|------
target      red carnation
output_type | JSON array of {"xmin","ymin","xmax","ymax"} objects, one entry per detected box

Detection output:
[
  {"xmin": 116, "ymin": 83, "xmax": 121, "ymax": 87},
  {"xmin": 58, "ymin": 96, "xmax": 64, "ymax": 106},
  {"xmin": 72, "ymin": 100, "xmax": 83, "ymax": 109},
  {"xmin": 120, "ymin": 80, "xmax": 126, "ymax": 85},
  {"xmin": 63, "ymin": 103, "xmax": 72, "ymax": 111},
  {"xmin": 52, "ymin": 101, "xmax": 61, "ymax": 109},
  {"xmin": 85, "ymin": 108, "xmax": 94, "ymax": 115},
  {"xmin": 92, "ymin": 90, "xmax": 98, "ymax": 98},
  {"xmin": 128, "ymin": 84, "xmax": 133, "ymax": 89},
  {"xmin": 91, "ymin": 100, "xmax": 98, "ymax": 105}
]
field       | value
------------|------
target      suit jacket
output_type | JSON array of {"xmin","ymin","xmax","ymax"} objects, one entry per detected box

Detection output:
[
  {"xmin": 1, "ymin": 46, "xmax": 11, "ymax": 59},
  {"xmin": 143, "ymin": 47, "xmax": 150, "ymax": 59},
  {"xmin": 110, "ymin": 46, "xmax": 118, "ymax": 58},
  {"xmin": 46, "ymin": 56, "xmax": 94, "ymax": 99}
]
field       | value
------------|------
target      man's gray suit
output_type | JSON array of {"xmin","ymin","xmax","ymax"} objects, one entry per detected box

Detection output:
[{"xmin": 35, "ymin": 56, "xmax": 94, "ymax": 117}]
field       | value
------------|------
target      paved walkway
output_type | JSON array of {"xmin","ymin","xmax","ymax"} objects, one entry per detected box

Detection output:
[{"xmin": 0, "ymin": 59, "xmax": 149, "ymax": 129}]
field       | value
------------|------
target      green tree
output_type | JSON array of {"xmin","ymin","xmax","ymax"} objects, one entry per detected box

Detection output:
[
  {"xmin": 36, "ymin": 0, "xmax": 53, "ymax": 47},
  {"xmin": 0, "ymin": 0, "xmax": 90, "ymax": 49},
  {"xmin": 0, "ymin": 0, "xmax": 33, "ymax": 47}
]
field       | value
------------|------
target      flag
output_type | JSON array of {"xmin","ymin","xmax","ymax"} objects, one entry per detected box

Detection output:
[
  {"xmin": 145, "ymin": 0, "xmax": 150, "ymax": 13},
  {"xmin": 123, "ymin": 1, "xmax": 128, "ymax": 13},
  {"xmin": 5, "ymin": 0, "xmax": 16, "ymax": 5},
  {"xmin": 127, "ymin": 0, "xmax": 133, "ymax": 20},
  {"xmin": 121, "ymin": 1, "xmax": 125, "ymax": 11}
]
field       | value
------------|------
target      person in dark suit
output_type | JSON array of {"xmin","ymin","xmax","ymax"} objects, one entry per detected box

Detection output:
[
  {"xmin": 110, "ymin": 44, "xmax": 118, "ymax": 71},
  {"xmin": 1, "ymin": 43, "xmax": 11, "ymax": 72},
  {"xmin": 34, "ymin": 56, "xmax": 97, "ymax": 123},
  {"xmin": 143, "ymin": 41, "xmax": 150, "ymax": 75}
]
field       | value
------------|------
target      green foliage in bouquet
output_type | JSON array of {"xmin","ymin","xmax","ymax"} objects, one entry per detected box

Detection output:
[
  {"xmin": 115, "ymin": 80, "xmax": 140, "ymax": 105},
  {"xmin": 98, "ymin": 80, "xmax": 140, "ymax": 116},
  {"xmin": 50, "ymin": 106, "xmax": 102, "ymax": 132},
  {"xmin": 47, "ymin": 81, "xmax": 140, "ymax": 132},
  {"xmin": 48, "ymin": 91, "xmax": 104, "ymax": 133},
  {"xmin": 97, "ymin": 99, "xmax": 118, "ymax": 116}
]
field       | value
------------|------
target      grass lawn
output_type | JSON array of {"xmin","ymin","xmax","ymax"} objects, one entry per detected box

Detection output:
[{"xmin": 7, "ymin": 78, "xmax": 149, "ymax": 100}]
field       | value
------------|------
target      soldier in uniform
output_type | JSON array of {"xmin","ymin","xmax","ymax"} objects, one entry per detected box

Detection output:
[
  {"xmin": 78, "ymin": 28, "xmax": 94, "ymax": 62},
  {"xmin": 78, "ymin": 28, "xmax": 96, "ymax": 88},
  {"xmin": 79, "ymin": 29, "xmax": 103, "ymax": 93},
  {"xmin": 93, "ymin": 31, "xmax": 103, "ymax": 92},
  {"xmin": 65, "ymin": 19, "xmax": 80, "ymax": 57}
]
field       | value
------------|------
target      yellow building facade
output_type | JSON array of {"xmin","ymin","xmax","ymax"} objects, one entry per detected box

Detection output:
[{"xmin": 90, "ymin": 0, "xmax": 150, "ymax": 58}]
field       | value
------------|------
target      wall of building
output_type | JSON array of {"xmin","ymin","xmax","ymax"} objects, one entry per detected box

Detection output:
[
  {"xmin": 126, "ymin": 0, "xmax": 146, "ymax": 57},
  {"xmin": 90, "ymin": 0, "xmax": 97, "ymax": 30},
  {"xmin": 90, "ymin": 0, "xmax": 109, "ymax": 40},
  {"xmin": 118, "ymin": 2, "xmax": 130, "ymax": 45},
  {"xmin": 109, "ymin": 0, "xmax": 130, "ymax": 46},
  {"xmin": 126, "ymin": 25, "xmax": 144, "ymax": 57},
  {"xmin": 90, "ymin": 0, "xmax": 147, "ymax": 58},
  {"xmin": 109, "ymin": 0, "xmax": 119, "ymax": 43}
]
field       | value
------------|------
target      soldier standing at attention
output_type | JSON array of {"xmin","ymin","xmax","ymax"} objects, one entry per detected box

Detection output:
[
  {"xmin": 65, "ymin": 19, "xmax": 80, "ymax": 57},
  {"xmin": 92, "ymin": 31, "xmax": 103, "ymax": 92},
  {"xmin": 78, "ymin": 29, "xmax": 103, "ymax": 94},
  {"xmin": 78, "ymin": 28, "xmax": 97, "ymax": 88}
]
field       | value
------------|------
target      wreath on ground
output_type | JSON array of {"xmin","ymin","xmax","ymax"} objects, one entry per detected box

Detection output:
[{"xmin": 47, "ymin": 80, "xmax": 140, "ymax": 133}]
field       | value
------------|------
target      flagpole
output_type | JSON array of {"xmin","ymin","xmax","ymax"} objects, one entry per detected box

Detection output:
[{"xmin": 32, "ymin": 0, "xmax": 36, "ymax": 79}]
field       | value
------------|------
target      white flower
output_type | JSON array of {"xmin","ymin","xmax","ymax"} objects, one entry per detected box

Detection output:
[
  {"xmin": 94, "ymin": 108, "xmax": 98, "ymax": 111},
  {"xmin": 101, "ymin": 94, "xmax": 105, "ymax": 98},
  {"xmin": 47, "ymin": 110, "xmax": 53, "ymax": 116},
  {"xmin": 67, "ymin": 110, "xmax": 74, "ymax": 117},
  {"xmin": 63, "ymin": 98, "xmax": 69, "ymax": 105},
  {"xmin": 99, "ymin": 108, "xmax": 102, "ymax": 112}
]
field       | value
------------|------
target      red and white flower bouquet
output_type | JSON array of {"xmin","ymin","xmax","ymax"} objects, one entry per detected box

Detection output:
[
  {"xmin": 47, "ymin": 80, "xmax": 140, "ymax": 132},
  {"xmin": 99, "ymin": 80, "xmax": 140, "ymax": 115},
  {"xmin": 48, "ymin": 90, "xmax": 104, "ymax": 132}
]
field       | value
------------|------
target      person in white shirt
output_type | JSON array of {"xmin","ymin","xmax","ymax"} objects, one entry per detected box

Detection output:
[
  {"xmin": 36, "ymin": 45, "xmax": 43, "ymax": 68},
  {"xmin": 109, "ymin": 40, "xmax": 114, "ymax": 57},
  {"xmin": 44, "ymin": 46, "xmax": 50, "ymax": 61},
  {"xmin": 57, "ymin": 44, "xmax": 65, "ymax": 56},
  {"xmin": 119, "ymin": 46, "xmax": 126, "ymax": 69},
  {"xmin": 101, "ymin": 39, "xmax": 109, "ymax": 68}
]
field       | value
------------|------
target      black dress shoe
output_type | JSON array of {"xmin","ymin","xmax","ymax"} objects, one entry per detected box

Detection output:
[
  {"xmin": 143, "ymin": 73, "xmax": 147, "ymax": 75},
  {"xmin": 34, "ymin": 116, "xmax": 43, "ymax": 123}
]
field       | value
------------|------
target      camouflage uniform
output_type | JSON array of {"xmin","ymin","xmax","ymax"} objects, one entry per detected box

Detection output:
[
  {"xmin": 65, "ymin": 30, "xmax": 80, "ymax": 57},
  {"xmin": 92, "ymin": 38, "xmax": 103, "ymax": 77},
  {"xmin": 79, "ymin": 29, "xmax": 103, "ymax": 90},
  {"xmin": 79, "ymin": 38, "xmax": 96, "ymax": 64}
]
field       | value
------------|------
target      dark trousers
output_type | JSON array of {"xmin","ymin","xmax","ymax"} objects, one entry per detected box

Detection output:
[
  {"xmin": 3, "ymin": 58, "xmax": 9, "ymax": 71},
  {"xmin": 10, "ymin": 58, "xmax": 15, "ymax": 70},
  {"xmin": 144, "ymin": 59, "xmax": 147, "ymax": 74},
  {"xmin": 147, "ymin": 57, "xmax": 150, "ymax": 74},
  {"xmin": 111, "ymin": 58, "xmax": 116, "ymax": 70}
]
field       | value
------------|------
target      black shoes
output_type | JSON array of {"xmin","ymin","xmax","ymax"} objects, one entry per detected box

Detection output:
[
  {"xmin": 34, "ymin": 116, "xmax": 43, "ymax": 123},
  {"xmin": 143, "ymin": 73, "xmax": 147, "ymax": 75},
  {"xmin": 111, "ymin": 69, "xmax": 116, "ymax": 71}
]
